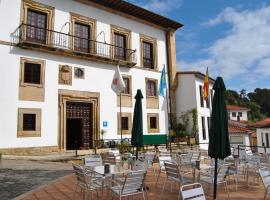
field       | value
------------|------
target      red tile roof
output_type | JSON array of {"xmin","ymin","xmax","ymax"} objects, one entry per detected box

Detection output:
[
  {"xmin": 251, "ymin": 118, "xmax": 270, "ymax": 128},
  {"xmin": 228, "ymin": 120, "xmax": 253, "ymax": 134},
  {"xmin": 227, "ymin": 105, "xmax": 250, "ymax": 111}
]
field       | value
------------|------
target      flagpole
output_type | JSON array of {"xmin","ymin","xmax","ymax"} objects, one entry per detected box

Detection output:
[
  {"xmin": 120, "ymin": 92, "xmax": 123, "ymax": 144},
  {"xmin": 163, "ymin": 64, "xmax": 171, "ymax": 150}
]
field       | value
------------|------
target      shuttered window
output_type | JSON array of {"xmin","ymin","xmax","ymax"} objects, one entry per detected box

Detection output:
[
  {"xmin": 147, "ymin": 80, "xmax": 157, "ymax": 97},
  {"xmin": 24, "ymin": 62, "xmax": 41, "ymax": 84},
  {"xmin": 143, "ymin": 42, "xmax": 153, "ymax": 68}
]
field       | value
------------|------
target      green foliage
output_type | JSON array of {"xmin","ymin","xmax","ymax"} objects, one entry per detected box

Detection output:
[
  {"xmin": 117, "ymin": 141, "xmax": 132, "ymax": 153},
  {"xmin": 248, "ymin": 88, "xmax": 270, "ymax": 117},
  {"xmin": 191, "ymin": 108, "xmax": 198, "ymax": 143}
]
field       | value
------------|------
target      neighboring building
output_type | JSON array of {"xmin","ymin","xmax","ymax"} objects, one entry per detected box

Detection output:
[
  {"xmin": 227, "ymin": 105, "xmax": 250, "ymax": 122},
  {"xmin": 228, "ymin": 120, "xmax": 253, "ymax": 156},
  {"xmin": 0, "ymin": 0, "xmax": 182, "ymax": 153},
  {"xmin": 251, "ymin": 118, "xmax": 270, "ymax": 154},
  {"xmin": 175, "ymin": 71, "xmax": 215, "ymax": 149}
]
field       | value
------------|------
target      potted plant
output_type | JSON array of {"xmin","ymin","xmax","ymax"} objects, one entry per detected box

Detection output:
[{"xmin": 117, "ymin": 141, "xmax": 132, "ymax": 153}]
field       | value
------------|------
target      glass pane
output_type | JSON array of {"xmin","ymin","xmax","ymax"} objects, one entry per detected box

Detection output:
[
  {"xmin": 121, "ymin": 117, "xmax": 129, "ymax": 130},
  {"xmin": 24, "ymin": 62, "xmax": 41, "ymax": 84},
  {"xmin": 23, "ymin": 114, "xmax": 36, "ymax": 131},
  {"xmin": 150, "ymin": 117, "xmax": 157, "ymax": 129}
]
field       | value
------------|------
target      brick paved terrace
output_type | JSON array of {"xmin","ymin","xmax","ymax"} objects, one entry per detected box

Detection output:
[{"xmin": 18, "ymin": 165, "xmax": 266, "ymax": 200}]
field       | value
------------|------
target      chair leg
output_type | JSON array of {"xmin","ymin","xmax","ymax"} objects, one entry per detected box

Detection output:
[
  {"xmin": 156, "ymin": 170, "xmax": 161, "ymax": 185},
  {"xmin": 224, "ymin": 182, "xmax": 230, "ymax": 200},
  {"xmin": 142, "ymin": 191, "xmax": 146, "ymax": 200},
  {"xmin": 162, "ymin": 179, "xmax": 167, "ymax": 195}
]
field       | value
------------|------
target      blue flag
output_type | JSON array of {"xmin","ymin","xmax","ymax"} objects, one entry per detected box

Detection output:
[{"xmin": 159, "ymin": 66, "xmax": 167, "ymax": 97}]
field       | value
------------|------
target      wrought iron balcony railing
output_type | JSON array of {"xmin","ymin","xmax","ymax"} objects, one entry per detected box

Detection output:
[{"xmin": 13, "ymin": 24, "xmax": 137, "ymax": 66}]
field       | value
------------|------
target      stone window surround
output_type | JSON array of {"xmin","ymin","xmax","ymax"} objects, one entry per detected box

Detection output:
[
  {"xmin": 111, "ymin": 25, "xmax": 132, "ymax": 62},
  {"xmin": 117, "ymin": 75, "xmax": 133, "ymax": 107},
  {"xmin": 20, "ymin": 0, "xmax": 55, "ymax": 44},
  {"xmin": 145, "ymin": 78, "xmax": 159, "ymax": 109},
  {"xmin": 20, "ymin": 57, "xmax": 45, "ymax": 88},
  {"xmin": 147, "ymin": 113, "xmax": 160, "ymax": 133},
  {"xmin": 140, "ymin": 34, "xmax": 158, "ymax": 70},
  {"xmin": 117, "ymin": 112, "xmax": 132, "ymax": 135},
  {"xmin": 17, "ymin": 108, "xmax": 41, "ymax": 137},
  {"xmin": 70, "ymin": 12, "xmax": 97, "ymax": 51}
]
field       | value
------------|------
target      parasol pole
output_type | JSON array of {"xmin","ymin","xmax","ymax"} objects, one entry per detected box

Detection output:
[{"xmin": 213, "ymin": 158, "xmax": 218, "ymax": 200}]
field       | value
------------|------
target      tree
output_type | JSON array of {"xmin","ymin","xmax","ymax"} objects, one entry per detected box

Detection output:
[{"xmin": 248, "ymin": 88, "xmax": 270, "ymax": 117}]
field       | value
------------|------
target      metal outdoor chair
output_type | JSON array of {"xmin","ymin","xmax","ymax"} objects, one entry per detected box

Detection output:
[
  {"xmin": 199, "ymin": 163, "xmax": 230, "ymax": 199},
  {"xmin": 108, "ymin": 170, "xmax": 146, "ymax": 200},
  {"xmin": 84, "ymin": 154, "xmax": 103, "ymax": 168},
  {"xmin": 259, "ymin": 168, "xmax": 270, "ymax": 200},
  {"xmin": 72, "ymin": 163, "xmax": 104, "ymax": 200},
  {"xmin": 180, "ymin": 183, "xmax": 206, "ymax": 200},
  {"xmin": 162, "ymin": 162, "xmax": 193, "ymax": 199},
  {"xmin": 156, "ymin": 152, "xmax": 172, "ymax": 184}
]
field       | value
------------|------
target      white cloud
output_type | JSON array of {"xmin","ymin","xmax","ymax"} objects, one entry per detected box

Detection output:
[
  {"xmin": 179, "ymin": 6, "xmax": 270, "ymax": 83},
  {"xmin": 128, "ymin": 0, "xmax": 182, "ymax": 14}
]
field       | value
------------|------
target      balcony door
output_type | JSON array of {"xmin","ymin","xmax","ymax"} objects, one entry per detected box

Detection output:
[
  {"xmin": 26, "ymin": 10, "xmax": 47, "ymax": 44},
  {"xmin": 114, "ymin": 33, "xmax": 127, "ymax": 60},
  {"xmin": 74, "ymin": 22, "xmax": 90, "ymax": 53}
]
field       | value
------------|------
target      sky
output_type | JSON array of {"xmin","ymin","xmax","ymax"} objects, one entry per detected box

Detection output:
[{"xmin": 128, "ymin": 0, "xmax": 270, "ymax": 92}]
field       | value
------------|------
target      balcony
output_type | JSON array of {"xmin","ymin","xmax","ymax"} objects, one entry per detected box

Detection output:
[{"xmin": 13, "ymin": 24, "xmax": 137, "ymax": 67}]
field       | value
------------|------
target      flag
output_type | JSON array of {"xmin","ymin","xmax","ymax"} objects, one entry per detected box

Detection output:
[
  {"xmin": 159, "ymin": 66, "xmax": 167, "ymax": 97},
  {"xmin": 203, "ymin": 67, "xmax": 209, "ymax": 100},
  {"xmin": 111, "ymin": 65, "xmax": 126, "ymax": 94}
]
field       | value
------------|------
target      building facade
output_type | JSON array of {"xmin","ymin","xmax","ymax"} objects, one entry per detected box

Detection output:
[
  {"xmin": 227, "ymin": 105, "xmax": 249, "ymax": 122},
  {"xmin": 0, "ymin": 0, "xmax": 182, "ymax": 153},
  {"xmin": 175, "ymin": 71, "xmax": 214, "ymax": 149},
  {"xmin": 252, "ymin": 118, "xmax": 270, "ymax": 154}
]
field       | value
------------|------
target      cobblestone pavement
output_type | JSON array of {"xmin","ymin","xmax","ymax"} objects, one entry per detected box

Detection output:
[{"xmin": 0, "ymin": 159, "xmax": 73, "ymax": 200}]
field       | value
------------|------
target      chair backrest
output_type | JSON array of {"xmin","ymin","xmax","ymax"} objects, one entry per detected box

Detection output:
[
  {"xmin": 259, "ymin": 168, "xmax": 270, "ymax": 189},
  {"xmin": 122, "ymin": 171, "xmax": 145, "ymax": 195},
  {"xmin": 103, "ymin": 152, "xmax": 117, "ymax": 164},
  {"xmin": 164, "ymin": 162, "xmax": 181, "ymax": 181},
  {"xmin": 217, "ymin": 164, "xmax": 229, "ymax": 182},
  {"xmin": 72, "ymin": 164, "xmax": 87, "ymax": 187},
  {"xmin": 85, "ymin": 154, "xmax": 102, "ymax": 167},
  {"xmin": 133, "ymin": 160, "xmax": 148, "ymax": 171},
  {"xmin": 144, "ymin": 152, "xmax": 156, "ymax": 165},
  {"xmin": 190, "ymin": 152, "xmax": 200, "ymax": 163},
  {"xmin": 159, "ymin": 154, "xmax": 172, "ymax": 170},
  {"xmin": 180, "ymin": 183, "xmax": 206, "ymax": 200}
]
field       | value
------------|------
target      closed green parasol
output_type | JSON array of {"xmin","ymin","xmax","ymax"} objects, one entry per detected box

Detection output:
[
  {"xmin": 131, "ymin": 89, "xmax": 144, "ymax": 159},
  {"xmin": 208, "ymin": 77, "xmax": 231, "ymax": 199}
]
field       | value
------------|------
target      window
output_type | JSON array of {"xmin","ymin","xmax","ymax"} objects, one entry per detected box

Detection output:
[
  {"xmin": 207, "ymin": 117, "xmax": 210, "ymax": 137},
  {"xmin": 26, "ymin": 10, "xmax": 47, "ymax": 44},
  {"xmin": 24, "ymin": 62, "xmax": 41, "ymax": 84},
  {"xmin": 114, "ymin": 33, "xmax": 126, "ymax": 60},
  {"xmin": 74, "ymin": 22, "xmax": 90, "ymax": 53},
  {"xmin": 140, "ymin": 34, "xmax": 157, "ymax": 69},
  {"xmin": 19, "ymin": 57, "xmax": 45, "ymax": 101},
  {"xmin": 266, "ymin": 133, "xmax": 270, "ymax": 148},
  {"xmin": 146, "ymin": 80, "xmax": 157, "ymax": 97},
  {"xmin": 206, "ymin": 95, "xmax": 210, "ymax": 108},
  {"xmin": 23, "ymin": 114, "xmax": 36, "ymax": 131},
  {"xmin": 22, "ymin": 0, "xmax": 54, "ymax": 45},
  {"xmin": 150, "ymin": 117, "xmax": 157, "ymax": 129},
  {"xmin": 122, "ymin": 77, "xmax": 130, "ymax": 94},
  {"xmin": 238, "ymin": 112, "xmax": 242, "ymax": 117},
  {"xmin": 199, "ymin": 85, "xmax": 204, "ymax": 107},
  {"xmin": 147, "ymin": 113, "xmax": 159, "ymax": 133},
  {"xmin": 18, "ymin": 108, "xmax": 41, "ymax": 137},
  {"xmin": 232, "ymin": 112, "xmax": 236, "ymax": 117},
  {"xmin": 143, "ymin": 42, "xmax": 153, "ymax": 68},
  {"xmin": 70, "ymin": 13, "xmax": 96, "ymax": 54},
  {"xmin": 117, "ymin": 112, "xmax": 132, "ymax": 135},
  {"xmin": 111, "ymin": 25, "xmax": 131, "ymax": 62},
  {"xmin": 202, "ymin": 117, "xmax": 206, "ymax": 140},
  {"xmin": 230, "ymin": 136, "xmax": 244, "ymax": 144},
  {"xmin": 121, "ymin": 117, "xmax": 129, "ymax": 130}
]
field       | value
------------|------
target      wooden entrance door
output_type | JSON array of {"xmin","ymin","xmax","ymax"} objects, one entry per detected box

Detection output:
[{"xmin": 66, "ymin": 102, "xmax": 93, "ymax": 149}]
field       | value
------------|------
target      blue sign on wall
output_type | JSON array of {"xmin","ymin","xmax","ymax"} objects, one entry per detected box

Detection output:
[{"xmin": 103, "ymin": 121, "xmax": 108, "ymax": 127}]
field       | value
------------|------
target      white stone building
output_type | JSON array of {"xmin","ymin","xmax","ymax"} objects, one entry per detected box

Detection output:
[
  {"xmin": 175, "ymin": 71, "xmax": 215, "ymax": 149},
  {"xmin": 0, "ymin": 0, "xmax": 182, "ymax": 153},
  {"xmin": 227, "ymin": 105, "xmax": 249, "ymax": 122},
  {"xmin": 252, "ymin": 118, "xmax": 270, "ymax": 154}
]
